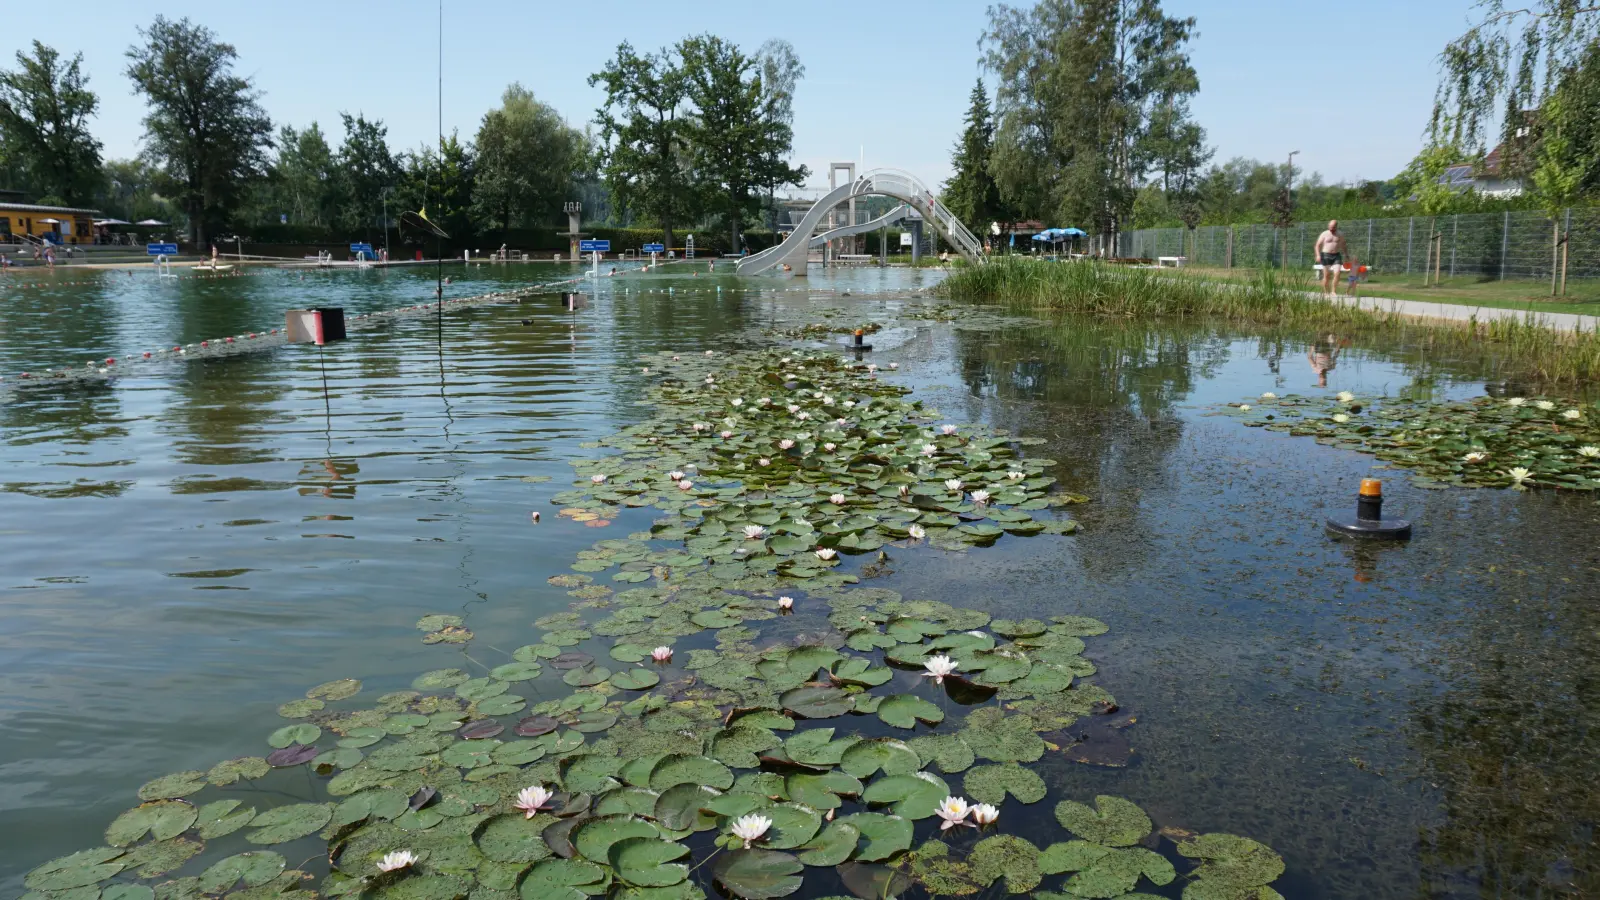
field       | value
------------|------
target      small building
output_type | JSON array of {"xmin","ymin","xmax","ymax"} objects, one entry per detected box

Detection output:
[
  {"xmin": 0, "ymin": 202, "xmax": 101, "ymax": 245},
  {"xmin": 1440, "ymin": 144, "xmax": 1526, "ymax": 199}
]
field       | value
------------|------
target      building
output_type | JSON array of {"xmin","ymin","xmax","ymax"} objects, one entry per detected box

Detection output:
[{"xmin": 0, "ymin": 202, "xmax": 101, "ymax": 245}]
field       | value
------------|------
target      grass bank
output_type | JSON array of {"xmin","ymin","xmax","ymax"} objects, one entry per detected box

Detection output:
[{"xmin": 936, "ymin": 257, "xmax": 1600, "ymax": 384}]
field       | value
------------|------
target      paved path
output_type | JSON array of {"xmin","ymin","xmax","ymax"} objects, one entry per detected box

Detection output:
[{"xmin": 1317, "ymin": 291, "xmax": 1600, "ymax": 333}]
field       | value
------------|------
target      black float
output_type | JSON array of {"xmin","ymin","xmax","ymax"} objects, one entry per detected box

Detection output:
[{"xmin": 1326, "ymin": 478, "xmax": 1412, "ymax": 540}]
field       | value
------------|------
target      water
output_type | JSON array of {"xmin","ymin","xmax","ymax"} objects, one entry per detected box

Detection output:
[{"xmin": 2, "ymin": 262, "xmax": 1596, "ymax": 897}]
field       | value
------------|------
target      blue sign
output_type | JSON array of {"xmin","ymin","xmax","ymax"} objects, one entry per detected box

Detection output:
[
  {"xmin": 350, "ymin": 243, "xmax": 374, "ymax": 254},
  {"xmin": 579, "ymin": 239, "xmax": 611, "ymax": 253},
  {"xmin": 146, "ymin": 243, "xmax": 178, "ymax": 256},
  {"xmin": 642, "ymin": 243, "xmax": 665, "ymax": 253}
]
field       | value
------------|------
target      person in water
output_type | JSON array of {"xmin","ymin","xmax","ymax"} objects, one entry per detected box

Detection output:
[{"xmin": 1314, "ymin": 220, "xmax": 1346, "ymax": 296}]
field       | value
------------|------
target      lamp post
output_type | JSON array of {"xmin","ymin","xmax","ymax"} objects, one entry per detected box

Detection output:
[
  {"xmin": 1282, "ymin": 150, "xmax": 1300, "ymax": 270},
  {"xmin": 381, "ymin": 186, "xmax": 392, "ymax": 262}
]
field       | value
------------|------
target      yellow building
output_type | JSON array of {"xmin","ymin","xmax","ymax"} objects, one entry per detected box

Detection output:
[{"xmin": 0, "ymin": 203, "xmax": 100, "ymax": 245}]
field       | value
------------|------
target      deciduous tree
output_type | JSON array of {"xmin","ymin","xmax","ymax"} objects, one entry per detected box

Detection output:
[
  {"xmin": 0, "ymin": 40, "xmax": 104, "ymax": 206},
  {"xmin": 472, "ymin": 84, "xmax": 587, "ymax": 234}
]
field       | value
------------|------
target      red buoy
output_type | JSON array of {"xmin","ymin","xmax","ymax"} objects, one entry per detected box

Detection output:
[
  {"xmin": 201, "ymin": 341, "xmax": 209, "ymax": 348},
  {"xmin": 225, "ymin": 337, "xmax": 234, "ymax": 343},
  {"xmin": 105, "ymin": 358, "xmax": 116, "ymax": 365},
  {"xmin": 143, "ymin": 352, "xmax": 152, "ymax": 359}
]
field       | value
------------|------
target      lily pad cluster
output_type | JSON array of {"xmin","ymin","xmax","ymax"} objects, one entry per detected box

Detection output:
[
  {"xmin": 761, "ymin": 322, "xmax": 884, "ymax": 340},
  {"xmin": 24, "ymin": 345, "xmax": 1286, "ymax": 900},
  {"xmin": 1223, "ymin": 392, "xmax": 1600, "ymax": 490}
]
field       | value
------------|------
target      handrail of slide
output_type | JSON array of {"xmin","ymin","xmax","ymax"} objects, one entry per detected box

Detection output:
[
  {"xmin": 809, "ymin": 204, "xmax": 911, "ymax": 248},
  {"xmin": 738, "ymin": 168, "xmax": 985, "ymax": 275}
]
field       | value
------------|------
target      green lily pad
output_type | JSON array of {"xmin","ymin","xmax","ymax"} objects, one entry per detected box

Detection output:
[
  {"xmin": 121, "ymin": 838, "xmax": 202, "ymax": 877},
  {"xmin": 840, "ymin": 738, "xmax": 921, "ymax": 778},
  {"xmin": 963, "ymin": 763, "xmax": 1046, "ymax": 805},
  {"xmin": 779, "ymin": 686, "xmax": 854, "ymax": 719},
  {"xmin": 1176, "ymin": 833, "xmax": 1286, "ymax": 893},
  {"xmin": 476, "ymin": 812, "xmax": 558, "ymax": 863},
  {"xmin": 572, "ymin": 814, "xmax": 660, "ymax": 864},
  {"xmin": 1054, "ymin": 795, "xmax": 1152, "ymax": 847},
  {"xmin": 207, "ymin": 756, "xmax": 270, "ymax": 785},
  {"xmin": 653, "ymin": 783, "xmax": 723, "ymax": 832},
  {"xmin": 137, "ymin": 771, "xmax": 207, "ymax": 801},
  {"xmin": 829, "ymin": 657, "xmax": 892, "ymax": 687},
  {"xmin": 758, "ymin": 802, "xmax": 822, "ymax": 850},
  {"xmin": 267, "ymin": 723, "xmax": 320, "ymax": 748},
  {"xmin": 490, "ymin": 662, "xmax": 544, "ymax": 682},
  {"xmin": 414, "ymin": 668, "xmax": 471, "ymax": 690},
  {"xmin": 198, "ymin": 852, "xmax": 285, "ymax": 894},
  {"xmin": 796, "ymin": 820, "xmax": 860, "ymax": 866},
  {"xmin": 970, "ymin": 834, "xmax": 1042, "ymax": 893},
  {"xmin": 24, "ymin": 849, "xmax": 127, "ymax": 891},
  {"xmin": 106, "ymin": 802, "xmax": 197, "ymax": 847},
  {"xmin": 650, "ymin": 754, "xmax": 734, "ymax": 791},
  {"xmin": 195, "ymin": 799, "xmax": 255, "ymax": 839},
  {"xmin": 518, "ymin": 857, "xmax": 607, "ymax": 900},
  {"xmin": 876, "ymin": 694, "xmax": 944, "ymax": 729},
  {"xmin": 784, "ymin": 771, "xmax": 862, "ymax": 809},
  {"xmin": 277, "ymin": 698, "xmax": 324, "ymax": 718},
  {"xmin": 564, "ymin": 666, "xmax": 612, "ymax": 687},
  {"xmin": 307, "ymin": 678, "xmax": 362, "ymax": 701},
  {"xmin": 610, "ymin": 836, "xmax": 690, "ymax": 887},
  {"xmin": 711, "ymin": 849, "xmax": 804, "ymax": 899},
  {"xmin": 245, "ymin": 803, "xmax": 332, "ymax": 844},
  {"xmin": 597, "ymin": 787, "xmax": 663, "ymax": 818},
  {"xmin": 860, "ymin": 772, "xmax": 949, "ymax": 819},
  {"xmin": 835, "ymin": 813, "xmax": 913, "ymax": 862},
  {"xmin": 610, "ymin": 668, "xmax": 661, "ymax": 691},
  {"xmin": 905, "ymin": 733, "xmax": 975, "ymax": 774}
]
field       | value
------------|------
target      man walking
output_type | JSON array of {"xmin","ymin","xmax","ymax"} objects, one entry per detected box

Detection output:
[{"xmin": 1314, "ymin": 220, "xmax": 1346, "ymax": 296}]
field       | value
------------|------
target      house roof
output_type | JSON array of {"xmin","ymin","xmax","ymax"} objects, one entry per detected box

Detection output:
[{"xmin": 0, "ymin": 202, "xmax": 102, "ymax": 216}]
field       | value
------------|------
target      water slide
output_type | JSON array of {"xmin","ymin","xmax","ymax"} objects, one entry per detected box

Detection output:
[
  {"xmin": 737, "ymin": 169, "xmax": 986, "ymax": 275},
  {"xmin": 807, "ymin": 204, "xmax": 912, "ymax": 248}
]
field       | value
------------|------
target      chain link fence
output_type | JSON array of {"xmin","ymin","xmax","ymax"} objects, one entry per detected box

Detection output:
[{"xmin": 1117, "ymin": 208, "xmax": 1600, "ymax": 281}]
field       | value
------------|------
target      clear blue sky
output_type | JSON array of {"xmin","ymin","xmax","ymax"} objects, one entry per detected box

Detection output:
[{"xmin": 5, "ymin": 0, "xmax": 1476, "ymax": 192}]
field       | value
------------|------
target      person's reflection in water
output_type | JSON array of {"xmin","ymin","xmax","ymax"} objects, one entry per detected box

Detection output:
[{"xmin": 1308, "ymin": 333, "xmax": 1347, "ymax": 387}]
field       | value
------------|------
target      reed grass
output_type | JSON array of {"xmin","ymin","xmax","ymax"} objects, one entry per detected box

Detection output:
[{"xmin": 937, "ymin": 257, "xmax": 1600, "ymax": 384}]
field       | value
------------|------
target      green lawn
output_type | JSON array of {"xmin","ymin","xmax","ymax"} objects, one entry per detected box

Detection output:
[{"xmin": 1181, "ymin": 266, "xmax": 1600, "ymax": 316}]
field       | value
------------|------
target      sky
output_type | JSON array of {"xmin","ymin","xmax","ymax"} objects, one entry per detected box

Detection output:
[{"xmin": 4, "ymin": 0, "xmax": 1480, "ymax": 194}]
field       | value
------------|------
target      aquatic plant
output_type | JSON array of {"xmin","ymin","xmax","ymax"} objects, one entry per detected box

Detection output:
[
  {"xmin": 1223, "ymin": 392, "xmax": 1600, "ymax": 489},
  {"xmin": 22, "ymin": 346, "xmax": 1286, "ymax": 900}
]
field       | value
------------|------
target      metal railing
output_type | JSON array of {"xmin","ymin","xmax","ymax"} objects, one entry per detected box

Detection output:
[{"xmin": 1117, "ymin": 208, "xmax": 1599, "ymax": 280}]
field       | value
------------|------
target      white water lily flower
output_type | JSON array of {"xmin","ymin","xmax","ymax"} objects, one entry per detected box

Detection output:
[
  {"xmin": 1508, "ymin": 467, "xmax": 1533, "ymax": 485},
  {"xmin": 830, "ymin": 493, "xmax": 847, "ymax": 504},
  {"xmin": 744, "ymin": 525, "xmax": 767, "ymax": 540},
  {"xmin": 1563, "ymin": 409, "xmax": 1582, "ymax": 420},
  {"xmin": 758, "ymin": 458, "xmax": 771, "ymax": 467},
  {"xmin": 835, "ymin": 418, "xmax": 849, "ymax": 426},
  {"xmin": 1536, "ymin": 400, "xmax": 1556, "ymax": 411},
  {"xmin": 641, "ymin": 368, "xmax": 650, "ymax": 374},
  {"xmin": 822, "ymin": 396, "xmax": 834, "ymax": 405},
  {"xmin": 758, "ymin": 397, "xmax": 771, "ymax": 406},
  {"xmin": 669, "ymin": 471, "xmax": 685, "ymax": 481},
  {"xmin": 944, "ymin": 479, "xmax": 963, "ymax": 491},
  {"xmin": 1239, "ymin": 404, "xmax": 1251, "ymax": 412},
  {"xmin": 1332, "ymin": 413, "xmax": 1349, "ymax": 423},
  {"xmin": 779, "ymin": 439, "xmax": 795, "ymax": 450},
  {"xmin": 813, "ymin": 392, "xmax": 824, "ymax": 399},
  {"xmin": 1507, "ymin": 397, "xmax": 1527, "ymax": 406},
  {"xmin": 590, "ymin": 474, "xmax": 607, "ymax": 484},
  {"xmin": 377, "ymin": 850, "xmax": 419, "ymax": 872},
  {"xmin": 797, "ymin": 432, "xmax": 812, "ymax": 441},
  {"xmin": 705, "ymin": 375, "xmax": 715, "ymax": 383},
  {"xmin": 824, "ymin": 443, "xmax": 837, "ymax": 452},
  {"xmin": 672, "ymin": 355, "xmax": 681, "ymax": 361},
  {"xmin": 898, "ymin": 485, "xmax": 910, "ymax": 497},
  {"xmin": 705, "ymin": 350, "xmax": 715, "ymax": 357},
  {"xmin": 971, "ymin": 803, "xmax": 999, "ymax": 826},
  {"xmin": 1007, "ymin": 471, "xmax": 1025, "ymax": 480},
  {"xmin": 1463, "ymin": 451, "xmax": 1488, "ymax": 463},
  {"xmin": 923, "ymin": 654, "xmax": 959, "ymax": 684},
  {"xmin": 935, "ymin": 795, "xmax": 971, "ymax": 830},
  {"xmin": 921, "ymin": 444, "xmax": 938, "ymax": 457},
  {"xmin": 1579, "ymin": 446, "xmax": 1600, "ymax": 458},
  {"xmin": 814, "ymin": 548, "xmax": 837, "ymax": 561},
  {"xmin": 731, "ymin": 814, "xmax": 772, "ymax": 848},
  {"xmin": 1336, "ymin": 391, "xmax": 1355, "ymax": 402},
  {"xmin": 796, "ymin": 412, "xmax": 811, "ymax": 420},
  {"xmin": 778, "ymin": 596, "xmax": 794, "ymax": 610},
  {"xmin": 867, "ymin": 364, "xmax": 878, "ymax": 373},
  {"xmin": 971, "ymin": 490, "xmax": 991, "ymax": 505},
  {"xmin": 781, "ymin": 357, "xmax": 791, "ymax": 364},
  {"xmin": 908, "ymin": 524, "xmax": 926, "ymax": 540},
  {"xmin": 720, "ymin": 430, "xmax": 734, "ymax": 439},
  {"xmin": 787, "ymin": 404, "xmax": 801, "ymax": 414},
  {"xmin": 731, "ymin": 398, "xmax": 743, "ymax": 406},
  {"xmin": 1261, "ymin": 392, "xmax": 1277, "ymax": 399},
  {"xmin": 515, "ymin": 785, "xmax": 554, "ymax": 818},
  {"xmin": 888, "ymin": 362, "xmax": 899, "ymax": 370},
  {"xmin": 692, "ymin": 423, "xmax": 707, "ymax": 432},
  {"xmin": 844, "ymin": 400, "xmax": 857, "ymax": 409},
  {"xmin": 942, "ymin": 425, "xmax": 959, "ymax": 436},
  {"xmin": 677, "ymin": 480, "xmax": 694, "ymax": 491}
]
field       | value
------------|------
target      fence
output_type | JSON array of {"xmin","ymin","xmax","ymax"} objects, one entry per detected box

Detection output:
[{"xmin": 1117, "ymin": 208, "xmax": 1600, "ymax": 281}]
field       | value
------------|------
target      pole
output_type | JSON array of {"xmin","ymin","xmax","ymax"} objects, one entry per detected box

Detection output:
[
  {"xmin": 1450, "ymin": 214, "xmax": 1458, "ymax": 277},
  {"xmin": 1499, "ymin": 211, "xmax": 1510, "ymax": 280},
  {"xmin": 1552, "ymin": 217, "xmax": 1560, "ymax": 297},
  {"xmin": 1562, "ymin": 207, "xmax": 1571, "ymax": 296},
  {"xmin": 382, "ymin": 188, "xmax": 390, "ymax": 262},
  {"xmin": 1405, "ymin": 216, "xmax": 1414, "ymax": 275}
]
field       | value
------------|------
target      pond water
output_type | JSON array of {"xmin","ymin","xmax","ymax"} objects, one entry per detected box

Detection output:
[{"xmin": 3, "ymin": 262, "xmax": 1597, "ymax": 898}]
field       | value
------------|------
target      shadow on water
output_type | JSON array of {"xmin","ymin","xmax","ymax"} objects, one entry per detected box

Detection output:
[{"xmin": 1, "ymin": 268, "xmax": 1598, "ymax": 898}]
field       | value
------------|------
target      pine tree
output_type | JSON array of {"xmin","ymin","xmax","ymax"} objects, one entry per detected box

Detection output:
[{"xmin": 944, "ymin": 79, "xmax": 1002, "ymax": 236}]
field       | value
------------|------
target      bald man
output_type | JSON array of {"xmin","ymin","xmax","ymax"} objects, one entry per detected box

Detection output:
[{"xmin": 1315, "ymin": 221, "xmax": 1346, "ymax": 296}]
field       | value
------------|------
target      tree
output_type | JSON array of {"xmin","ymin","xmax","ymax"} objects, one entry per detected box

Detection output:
[
  {"xmin": 755, "ymin": 39, "xmax": 806, "ymax": 231},
  {"xmin": 333, "ymin": 112, "xmax": 398, "ymax": 237},
  {"xmin": 396, "ymin": 131, "xmax": 475, "ymax": 245},
  {"xmin": 944, "ymin": 79, "xmax": 1004, "ymax": 235},
  {"xmin": 590, "ymin": 42, "xmax": 697, "ymax": 250},
  {"xmin": 679, "ymin": 35, "xmax": 805, "ymax": 252},
  {"xmin": 125, "ymin": 16, "xmax": 272, "ymax": 245},
  {"xmin": 0, "ymin": 40, "xmax": 103, "ymax": 205},
  {"xmin": 272, "ymin": 123, "xmax": 336, "ymax": 227},
  {"xmin": 1432, "ymin": 3, "xmax": 1600, "ymax": 155},
  {"xmin": 99, "ymin": 157, "xmax": 177, "ymax": 224},
  {"xmin": 472, "ymin": 84, "xmax": 587, "ymax": 233}
]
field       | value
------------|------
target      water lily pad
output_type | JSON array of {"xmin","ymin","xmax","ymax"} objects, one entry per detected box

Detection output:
[
  {"xmin": 491, "ymin": 662, "xmax": 544, "ymax": 682},
  {"xmin": 245, "ymin": 803, "xmax": 332, "ymax": 844},
  {"xmin": 784, "ymin": 771, "xmax": 862, "ymax": 810},
  {"xmin": 796, "ymin": 820, "xmax": 859, "ymax": 866},
  {"xmin": 1176, "ymin": 833, "xmax": 1286, "ymax": 894},
  {"xmin": 267, "ymin": 744, "xmax": 320, "ymax": 767},
  {"xmin": 195, "ymin": 800, "xmax": 255, "ymax": 839},
  {"xmin": 106, "ymin": 802, "xmax": 197, "ymax": 847},
  {"xmin": 476, "ymin": 812, "xmax": 558, "ymax": 863},
  {"xmin": 277, "ymin": 698, "xmax": 324, "ymax": 718},
  {"xmin": 121, "ymin": 838, "xmax": 201, "ymax": 877},
  {"xmin": 759, "ymin": 802, "xmax": 823, "ymax": 849},
  {"xmin": 963, "ymin": 763, "xmax": 1046, "ymax": 805},
  {"xmin": 103, "ymin": 885, "xmax": 155, "ymax": 900},
  {"xmin": 691, "ymin": 610, "xmax": 741, "ymax": 629},
  {"xmin": 610, "ymin": 836, "xmax": 690, "ymax": 886},
  {"xmin": 564, "ymin": 666, "xmax": 612, "ymax": 687},
  {"xmin": 267, "ymin": 723, "xmax": 320, "ymax": 748},
  {"xmin": 610, "ymin": 668, "xmax": 660, "ymax": 691},
  {"xmin": 137, "ymin": 771, "xmax": 207, "ymax": 801},
  {"xmin": 572, "ymin": 814, "xmax": 661, "ymax": 864},
  {"xmin": 207, "ymin": 756, "xmax": 270, "ymax": 786},
  {"xmin": 1054, "ymin": 795, "xmax": 1151, "ymax": 847},
  {"xmin": 905, "ymin": 734, "xmax": 975, "ymax": 774},
  {"xmin": 712, "ymin": 849, "xmax": 804, "ymax": 899},
  {"xmin": 478, "ymin": 694, "xmax": 528, "ymax": 717},
  {"xmin": 518, "ymin": 857, "xmax": 607, "ymax": 900},
  {"xmin": 653, "ymin": 784, "xmax": 723, "ymax": 832},
  {"xmin": 861, "ymin": 772, "xmax": 948, "ymax": 819},
  {"xmin": 516, "ymin": 715, "xmax": 561, "ymax": 737},
  {"xmin": 969, "ymin": 834, "xmax": 1042, "ymax": 893},
  {"xmin": 780, "ymin": 686, "xmax": 854, "ymax": 719},
  {"xmin": 308, "ymin": 678, "xmax": 362, "ymax": 701},
  {"xmin": 24, "ymin": 849, "xmax": 127, "ymax": 891},
  {"xmin": 198, "ymin": 851, "xmax": 285, "ymax": 893},
  {"xmin": 835, "ymin": 813, "xmax": 913, "ymax": 861},
  {"xmin": 552, "ymin": 651, "xmax": 595, "ymax": 670},
  {"xmin": 572, "ymin": 710, "xmax": 619, "ymax": 733},
  {"xmin": 563, "ymin": 754, "xmax": 624, "ymax": 793},
  {"xmin": 840, "ymin": 738, "xmax": 920, "ymax": 778},
  {"xmin": 650, "ymin": 754, "xmax": 734, "ymax": 791},
  {"xmin": 876, "ymin": 694, "xmax": 944, "ymax": 729},
  {"xmin": 416, "ymin": 614, "xmax": 462, "ymax": 632},
  {"xmin": 829, "ymin": 658, "xmax": 891, "ymax": 687},
  {"xmin": 838, "ymin": 861, "xmax": 914, "ymax": 900}
]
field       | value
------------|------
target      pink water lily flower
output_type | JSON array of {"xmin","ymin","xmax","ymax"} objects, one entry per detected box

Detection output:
[
  {"xmin": 514, "ymin": 785, "xmax": 554, "ymax": 818},
  {"xmin": 923, "ymin": 654, "xmax": 958, "ymax": 683},
  {"xmin": 830, "ymin": 494, "xmax": 847, "ymax": 504},
  {"xmin": 779, "ymin": 439, "xmax": 795, "ymax": 450},
  {"xmin": 678, "ymin": 480, "xmax": 694, "ymax": 490},
  {"xmin": 652, "ymin": 646, "xmax": 673, "ymax": 662},
  {"xmin": 744, "ymin": 525, "xmax": 767, "ymax": 540},
  {"xmin": 778, "ymin": 596, "xmax": 794, "ymax": 610},
  {"xmin": 971, "ymin": 803, "xmax": 999, "ymax": 826},
  {"xmin": 935, "ymin": 796, "xmax": 971, "ymax": 831},
  {"xmin": 942, "ymin": 425, "xmax": 958, "ymax": 435},
  {"xmin": 590, "ymin": 474, "xmax": 607, "ymax": 484},
  {"xmin": 815, "ymin": 548, "xmax": 837, "ymax": 561}
]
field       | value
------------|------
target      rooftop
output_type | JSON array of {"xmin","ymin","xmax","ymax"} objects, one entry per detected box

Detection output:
[{"xmin": 0, "ymin": 202, "xmax": 102, "ymax": 216}]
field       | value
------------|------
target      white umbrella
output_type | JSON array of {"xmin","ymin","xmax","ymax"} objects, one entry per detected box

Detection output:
[
  {"xmin": 95, "ymin": 218, "xmax": 132, "ymax": 226},
  {"xmin": 39, "ymin": 217, "xmax": 61, "ymax": 224},
  {"xmin": 135, "ymin": 219, "xmax": 168, "ymax": 226}
]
